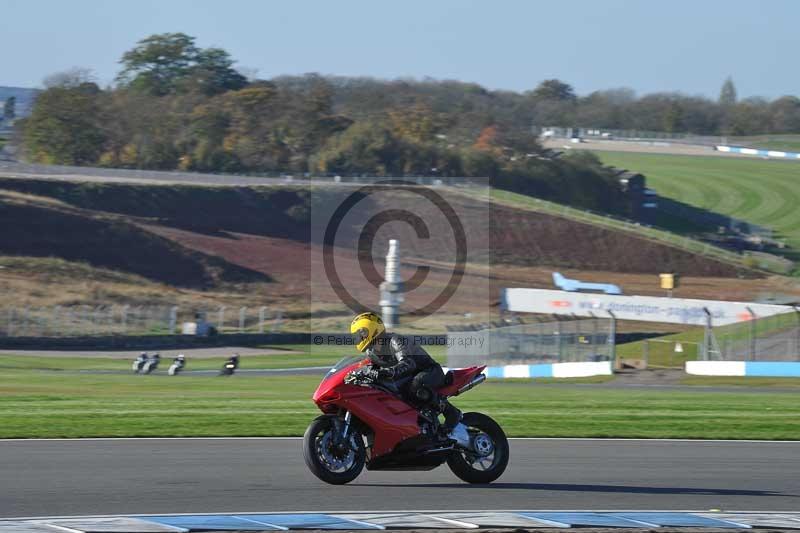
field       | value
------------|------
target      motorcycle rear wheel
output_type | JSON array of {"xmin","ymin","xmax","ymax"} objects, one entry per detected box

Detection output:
[
  {"xmin": 303, "ymin": 415, "xmax": 365, "ymax": 485},
  {"xmin": 447, "ymin": 412, "xmax": 509, "ymax": 484}
]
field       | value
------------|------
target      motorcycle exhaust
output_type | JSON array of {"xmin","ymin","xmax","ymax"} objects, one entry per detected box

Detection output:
[{"xmin": 454, "ymin": 374, "xmax": 486, "ymax": 396}]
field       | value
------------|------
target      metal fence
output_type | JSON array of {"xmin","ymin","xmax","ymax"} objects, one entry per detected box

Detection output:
[
  {"xmin": 0, "ymin": 305, "xmax": 285, "ymax": 338},
  {"xmin": 629, "ymin": 312, "xmax": 800, "ymax": 368},
  {"xmin": 537, "ymin": 126, "xmax": 727, "ymax": 147},
  {"xmin": 447, "ymin": 317, "xmax": 614, "ymax": 368},
  {"xmin": 711, "ymin": 311, "xmax": 800, "ymax": 361}
]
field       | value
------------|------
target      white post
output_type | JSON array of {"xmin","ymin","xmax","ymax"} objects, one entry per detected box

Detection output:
[
  {"xmin": 217, "ymin": 306, "xmax": 226, "ymax": 333},
  {"xmin": 239, "ymin": 307, "xmax": 247, "ymax": 333},
  {"xmin": 258, "ymin": 306, "xmax": 267, "ymax": 333},
  {"xmin": 379, "ymin": 239, "xmax": 404, "ymax": 328},
  {"xmin": 169, "ymin": 306, "xmax": 178, "ymax": 335},
  {"xmin": 271, "ymin": 310, "xmax": 283, "ymax": 333}
]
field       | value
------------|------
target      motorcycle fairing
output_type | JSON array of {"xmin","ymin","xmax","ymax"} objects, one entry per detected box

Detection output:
[
  {"xmin": 437, "ymin": 366, "xmax": 486, "ymax": 397},
  {"xmin": 311, "ymin": 360, "xmax": 486, "ymax": 462}
]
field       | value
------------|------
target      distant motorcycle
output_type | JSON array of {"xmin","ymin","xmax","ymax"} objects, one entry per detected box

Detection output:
[
  {"xmin": 132, "ymin": 352, "xmax": 148, "ymax": 374},
  {"xmin": 168, "ymin": 354, "xmax": 186, "ymax": 376},
  {"xmin": 219, "ymin": 354, "xmax": 240, "ymax": 376},
  {"xmin": 141, "ymin": 353, "xmax": 161, "ymax": 375}
]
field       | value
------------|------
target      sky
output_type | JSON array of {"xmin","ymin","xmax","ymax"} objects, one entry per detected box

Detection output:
[{"xmin": 1, "ymin": 0, "xmax": 798, "ymax": 99}]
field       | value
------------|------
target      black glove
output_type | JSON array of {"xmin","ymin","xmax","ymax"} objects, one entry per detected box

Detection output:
[{"xmin": 377, "ymin": 367, "xmax": 394, "ymax": 379}]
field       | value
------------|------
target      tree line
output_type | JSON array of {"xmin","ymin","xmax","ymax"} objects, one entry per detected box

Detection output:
[
  {"xmin": 19, "ymin": 33, "xmax": 799, "ymax": 215},
  {"xmin": 19, "ymin": 33, "xmax": 634, "ymax": 214}
]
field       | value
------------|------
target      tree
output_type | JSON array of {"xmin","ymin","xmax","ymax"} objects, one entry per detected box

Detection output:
[
  {"xmin": 3, "ymin": 96, "xmax": 15, "ymax": 120},
  {"xmin": 117, "ymin": 33, "xmax": 246, "ymax": 96},
  {"xmin": 23, "ymin": 84, "xmax": 105, "ymax": 165},
  {"xmin": 43, "ymin": 67, "xmax": 96, "ymax": 89},
  {"xmin": 312, "ymin": 121, "xmax": 402, "ymax": 175},
  {"xmin": 531, "ymin": 79, "xmax": 576, "ymax": 101},
  {"xmin": 769, "ymin": 96, "xmax": 800, "ymax": 133},
  {"xmin": 179, "ymin": 47, "xmax": 247, "ymax": 96},
  {"xmin": 719, "ymin": 77, "xmax": 737, "ymax": 107}
]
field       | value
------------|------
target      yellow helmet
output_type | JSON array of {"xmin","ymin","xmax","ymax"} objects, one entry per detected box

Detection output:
[{"xmin": 350, "ymin": 312, "xmax": 385, "ymax": 352}]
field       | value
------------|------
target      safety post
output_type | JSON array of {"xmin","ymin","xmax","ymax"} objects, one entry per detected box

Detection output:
[
  {"xmin": 702, "ymin": 308, "xmax": 711, "ymax": 360},
  {"xmin": 239, "ymin": 307, "xmax": 247, "ymax": 333},
  {"xmin": 746, "ymin": 307, "xmax": 757, "ymax": 361},
  {"xmin": 608, "ymin": 311, "xmax": 617, "ymax": 368},
  {"xmin": 795, "ymin": 306, "xmax": 800, "ymax": 361},
  {"xmin": 258, "ymin": 306, "xmax": 267, "ymax": 333},
  {"xmin": 169, "ymin": 306, "xmax": 178, "ymax": 335},
  {"xmin": 217, "ymin": 306, "xmax": 226, "ymax": 333}
]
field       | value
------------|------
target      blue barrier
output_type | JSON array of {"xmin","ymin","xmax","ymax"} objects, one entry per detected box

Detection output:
[
  {"xmin": 485, "ymin": 361, "xmax": 612, "ymax": 378},
  {"xmin": 686, "ymin": 361, "xmax": 800, "ymax": 377},
  {"xmin": 717, "ymin": 145, "xmax": 800, "ymax": 160},
  {"xmin": 745, "ymin": 362, "xmax": 800, "ymax": 377}
]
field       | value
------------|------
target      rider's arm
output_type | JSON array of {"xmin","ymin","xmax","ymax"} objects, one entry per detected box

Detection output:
[{"xmin": 387, "ymin": 336, "xmax": 417, "ymax": 378}]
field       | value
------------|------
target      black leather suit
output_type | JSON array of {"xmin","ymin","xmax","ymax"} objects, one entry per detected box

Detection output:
[{"xmin": 366, "ymin": 332, "xmax": 461, "ymax": 430}]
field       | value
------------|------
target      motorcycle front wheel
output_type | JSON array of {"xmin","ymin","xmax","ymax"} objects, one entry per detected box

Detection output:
[
  {"xmin": 447, "ymin": 412, "xmax": 509, "ymax": 484},
  {"xmin": 303, "ymin": 415, "xmax": 365, "ymax": 485}
]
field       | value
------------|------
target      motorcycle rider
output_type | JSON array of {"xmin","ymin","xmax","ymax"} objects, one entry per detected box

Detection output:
[
  {"xmin": 350, "ymin": 312, "xmax": 461, "ymax": 434},
  {"xmin": 133, "ymin": 352, "xmax": 148, "ymax": 373}
]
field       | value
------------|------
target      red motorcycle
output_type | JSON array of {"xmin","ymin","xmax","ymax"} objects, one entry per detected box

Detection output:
[{"xmin": 303, "ymin": 355, "xmax": 509, "ymax": 485}]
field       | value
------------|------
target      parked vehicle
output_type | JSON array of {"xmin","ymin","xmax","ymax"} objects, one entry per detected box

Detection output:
[{"xmin": 303, "ymin": 355, "xmax": 508, "ymax": 485}]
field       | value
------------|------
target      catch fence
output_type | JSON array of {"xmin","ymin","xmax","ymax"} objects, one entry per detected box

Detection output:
[
  {"xmin": 537, "ymin": 126, "xmax": 727, "ymax": 146},
  {"xmin": 0, "ymin": 305, "xmax": 285, "ymax": 338},
  {"xmin": 629, "ymin": 311, "xmax": 800, "ymax": 368},
  {"xmin": 710, "ymin": 311, "xmax": 800, "ymax": 361},
  {"xmin": 447, "ymin": 317, "xmax": 614, "ymax": 368}
]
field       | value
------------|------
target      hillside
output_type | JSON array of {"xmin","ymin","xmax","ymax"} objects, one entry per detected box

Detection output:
[
  {"xmin": 595, "ymin": 151, "xmax": 800, "ymax": 265},
  {"xmin": 2, "ymin": 177, "xmax": 793, "ymax": 326}
]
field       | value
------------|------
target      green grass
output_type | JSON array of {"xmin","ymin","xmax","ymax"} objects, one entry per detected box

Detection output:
[
  {"xmin": 681, "ymin": 376, "xmax": 800, "ymax": 388},
  {"xmin": 0, "ymin": 343, "xmax": 446, "ymax": 373},
  {"xmin": 596, "ymin": 151, "xmax": 800, "ymax": 263},
  {"xmin": 617, "ymin": 312, "xmax": 799, "ymax": 367},
  {"xmin": 0, "ymin": 353, "xmax": 337, "ymax": 372},
  {"xmin": 617, "ymin": 329, "xmax": 704, "ymax": 368},
  {"xmin": 1, "ymin": 367, "xmax": 799, "ymax": 439}
]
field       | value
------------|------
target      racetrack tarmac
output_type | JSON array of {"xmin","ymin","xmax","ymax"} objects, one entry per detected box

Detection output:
[{"xmin": 1, "ymin": 438, "xmax": 798, "ymax": 518}]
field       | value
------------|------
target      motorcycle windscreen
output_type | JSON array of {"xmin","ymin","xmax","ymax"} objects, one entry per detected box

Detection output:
[{"xmin": 320, "ymin": 355, "xmax": 367, "ymax": 384}]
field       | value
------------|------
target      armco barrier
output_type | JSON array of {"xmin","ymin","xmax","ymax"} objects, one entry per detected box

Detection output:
[
  {"xmin": 486, "ymin": 361, "xmax": 612, "ymax": 379},
  {"xmin": 716, "ymin": 145, "xmax": 800, "ymax": 160},
  {"xmin": 686, "ymin": 360, "xmax": 800, "ymax": 377}
]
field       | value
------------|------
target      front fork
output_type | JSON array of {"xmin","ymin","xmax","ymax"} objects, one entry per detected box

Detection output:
[
  {"xmin": 341, "ymin": 411, "xmax": 352, "ymax": 439},
  {"xmin": 332, "ymin": 410, "xmax": 352, "ymax": 446}
]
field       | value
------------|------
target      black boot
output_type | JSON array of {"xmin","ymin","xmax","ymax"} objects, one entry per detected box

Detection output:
[{"xmin": 439, "ymin": 398, "xmax": 462, "ymax": 434}]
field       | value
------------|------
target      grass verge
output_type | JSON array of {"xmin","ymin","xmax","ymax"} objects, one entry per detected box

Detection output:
[
  {"xmin": 595, "ymin": 151, "xmax": 800, "ymax": 265},
  {"xmin": 1, "ymin": 370, "xmax": 798, "ymax": 439},
  {"xmin": 681, "ymin": 375, "xmax": 800, "ymax": 388}
]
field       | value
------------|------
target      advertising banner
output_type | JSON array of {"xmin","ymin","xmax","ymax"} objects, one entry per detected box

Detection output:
[{"xmin": 501, "ymin": 288, "xmax": 794, "ymax": 326}]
